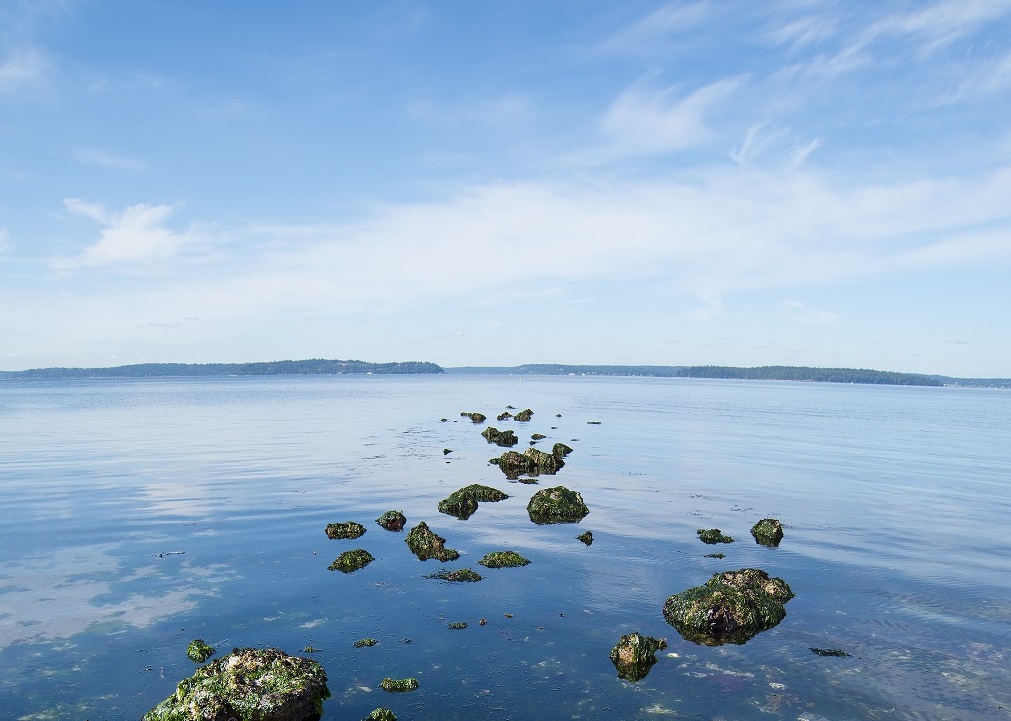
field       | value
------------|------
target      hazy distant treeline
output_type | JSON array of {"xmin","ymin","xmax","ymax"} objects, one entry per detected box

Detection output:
[{"xmin": 0, "ymin": 359, "xmax": 444, "ymax": 379}]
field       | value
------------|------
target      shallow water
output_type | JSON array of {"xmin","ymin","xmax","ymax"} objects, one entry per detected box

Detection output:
[{"xmin": 0, "ymin": 375, "xmax": 1009, "ymax": 720}]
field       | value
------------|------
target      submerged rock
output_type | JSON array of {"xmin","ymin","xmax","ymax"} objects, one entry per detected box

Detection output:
[
  {"xmin": 460, "ymin": 412, "xmax": 486, "ymax": 423},
  {"xmin": 478, "ymin": 551, "xmax": 531, "ymax": 568},
  {"xmin": 364, "ymin": 709, "xmax": 397, "ymax": 721},
  {"xmin": 426, "ymin": 567, "xmax": 483, "ymax": 582},
  {"xmin": 576, "ymin": 531, "xmax": 593, "ymax": 546},
  {"xmin": 513, "ymin": 408, "xmax": 534, "ymax": 422},
  {"xmin": 662, "ymin": 568, "xmax": 794, "ymax": 646},
  {"xmin": 697, "ymin": 528, "xmax": 734, "ymax": 545},
  {"xmin": 810, "ymin": 647, "xmax": 852, "ymax": 657},
  {"xmin": 375, "ymin": 510, "xmax": 407, "ymax": 532},
  {"xmin": 380, "ymin": 677, "xmax": 419, "ymax": 692},
  {"xmin": 446, "ymin": 621, "xmax": 469, "ymax": 629},
  {"xmin": 751, "ymin": 518, "xmax": 785, "ymax": 547},
  {"xmin": 404, "ymin": 521, "xmax": 460, "ymax": 562},
  {"xmin": 437, "ymin": 484, "xmax": 509, "ymax": 519},
  {"xmin": 490, "ymin": 448, "xmax": 565, "ymax": 479},
  {"xmin": 186, "ymin": 639, "xmax": 215, "ymax": 664},
  {"xmin": 609, "ymin": 632, "xmax": 668, "ymax": 682},
  {"xmin": 354, "ymin": 638, "xmax": 378, "ymax": 648},
  {"xmin": 325, "ymin": 521, "xmax": 366, "ymax": 540},
  {"xmin": 481, "ymin": 426, "xmax": 519, "ymax": 447},
  {"xmin": 143, "ymin": 647, "xmax": 330, "ymax": 721},
  {"xmin": 527, "ymin": 486, "xmax": 590, "ymax": 524},
  {"xmin": 328, "ymin": 549, "xmax": 374, "ymax": 573}
]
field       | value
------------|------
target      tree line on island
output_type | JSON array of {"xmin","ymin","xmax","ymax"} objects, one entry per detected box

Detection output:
[{"xmin": 0, "ymin": 359, "xmax": 1006, "ymax": 388}]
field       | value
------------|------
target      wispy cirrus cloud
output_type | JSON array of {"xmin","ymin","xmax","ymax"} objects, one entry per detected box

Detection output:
[
  {"xmin": 601, "ymin": 2, "xmax": 708, "ymax": 55},
  {"xmin": 0, "ymin": 47, "xmax": 48, "ymax": 94},
  {"xmin": 59, "ymin": 200, "xmax": 194, "ymax": 269},
  {"xmin": 74, "ymin": 147, "xmax": 145, "ymax": 170}
]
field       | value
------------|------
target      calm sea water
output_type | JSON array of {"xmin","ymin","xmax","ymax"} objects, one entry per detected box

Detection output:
[{"xmin": 0, "ymin": 375, "xmax": 1008, "ymax": 720}]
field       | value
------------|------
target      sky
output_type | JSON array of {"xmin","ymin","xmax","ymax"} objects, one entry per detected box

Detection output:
[{"xmin": 1, "ymin": 1, "xmax": 1010, "ymax": 377}]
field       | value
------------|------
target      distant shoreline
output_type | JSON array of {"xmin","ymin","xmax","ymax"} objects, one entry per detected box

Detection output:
[{"xmin": 1, "ymin": 359, "xmax": 1008, "ymax": 388}]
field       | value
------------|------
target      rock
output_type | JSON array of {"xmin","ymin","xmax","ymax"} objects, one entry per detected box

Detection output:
[
  {"xmin": 375, "ymin": 510, "xmax": 407, "ymax": 532},
  {"xmin": 531, "ymin": 433, "xmax": 546, "ymax": 440},
  {"xmin": 751, "ymin": 518, "xmax": 784, "ymax": 547},
  {"xmin": 325, "ymin": 521, "xmax": 366, "ymax": 540},
  {"xmin": 404, "ymin": 521, "xmax": 460, "ymax": 562},
  {"xmin": 380, "ymin": 677, "xmax": 419, "ymax": 692},
  {"xmin": 460, "ymin": 412, "xmax": 486, "ymax": 423},
  {"xmin": 446, "ymin": 621, "xmax": 468, "ymax": 629},
  {"xmin": 478, "ymin": 551, "xmax": 531, "ymax": 568},
  {"xmin": 364, "ymin": 709, "xmax": 397, "ymax": 721},
  {"xmin": 587, "ymin": 420, "xmax": 601, "ymax": 425},
  {"xmin": 496, "ymin": 411, "xmax": 513, "ymax": 421},
  {"xmin": 513, "ymin": 408, "xmax": 534, "ymax": 422},
  {"xmin": 609, "ymin": 632, "xmax": 668, "ymax": 682},
  {"xmin": 354, "ymin": 638, "xmax": 378, "ymax": 648},
  {"xmin": 443, "ymin": 448, "xmax": 452, "ymax": 455},
  {"xmin": 810, "ymin": 647, "xmax": 851, "ymax": 657},
  {"xmin": 437, "ymin": 484, "xmax": 509, "ymax": 519},
  {"xmin": 328, "ymin": 549, "xmax": 374, "ymax": 573},
  {"xmin": 481, "ymin": 426, "xmax": 519, "ymax": 447},
  {"xmin": 426, "ymin": 567, "xmax": 483, "ymax": 582},
  {"xmin": 517, "ymin": 478, "xmax": 538, "ymax": 485},
  {"xmin": 527, "ymin": 486, "xmax": 589, "ymax": 524},
  {"xmin": 703, "ymin": 553, "xmax": 725, "ymax": 559},
  {"xmin": 186, "ymin": 639, "xmax": 215, "ymax": 664},
  {"xmin": 576, "ymin": 531, "xmax": 593, "ymax": 546},
  {"xmin": 697, "ymin": 528, "xmax": 734, "ymax": 544},
  {"xmin": 142, "ymin": 647, "xmax": 330, "ymax": 721},
  {"xmin": 551, "ymin": 443, "xmax": 573, "ymax": 458},
  {"xmin": 662, "ymin": 568, "xmax": 794, "ymax": 646},
  {"xmin": 489, "ymin": 448, "xmax": 565, "ymax": 479}
]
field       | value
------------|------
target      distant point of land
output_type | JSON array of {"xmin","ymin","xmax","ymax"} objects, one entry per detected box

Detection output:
[{"xmin": 1, "ymin": 361, "xmax": 1007, "ymax": 388}]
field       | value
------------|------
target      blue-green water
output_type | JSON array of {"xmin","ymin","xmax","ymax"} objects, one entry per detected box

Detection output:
[{"xmin": 0, "ymin": 375, "xmax": 1008, "ymax": 720}]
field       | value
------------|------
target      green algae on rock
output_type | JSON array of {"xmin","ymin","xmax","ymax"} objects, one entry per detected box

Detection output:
[
  {"xmin": 697, "ymin": 528, "xmax": 735, "ymax": 544},
  {"xmin": 328, "ymin": 548, "xmax": 374, "ymax": 573},
  {"xmin": 478, "ymin": 550, "xmax": 531, "ymax": 568},
  {"xmin": 380, "ymin": 677, "xmax": 419, "ymax": 692},
  {"xmin": 527, "ymin": 485, "xmax": 589, "ymax": 524},
  {"xmin": 446, "ymin": 621, "xmax": 469, "ymax": 629},
  {"xmin": 703, "ymin": 552, "xmax": 726, "ymax": 559},
  {"xmin": 437, "ymin": 484, "xmax": 509, "ymax": 520},
  {"xmin": 662, "ymin": 567, "xmax": 794, "ymax": 646},
  {"xmin": 186, "ymin": 639, "xmax": 215, "ymax": 664},
  {"xmin": 404, "ymin": 521, "xmax": 460, "ymax": 562},
  {"xmin": 497, "ymin": 411, "xmax": 513, "ymax": 421},
  {"xmin": 325, "ymin": 521, "xmax": 366, "ymax": 540},
  {"xmin": 513, "ymin": 408, "xmax": 534, "ymax": 422},
  {"xmin": 609, "ymin": 632, "xmax": 668, "ymax": 682},
  {"xmin": 364, "ymin": 708, "xmax": 397, "ymax": 721},
  {"xmin": 481, "ymin": 426, "xmax": 519, "ymax": 447},
  {"xmin": 460, "ymin": 411, "xmax": 486, "ymax": 423},
  {"xmin": 530, "ymin": 433, "xmax": 546, "ymax": 440},
  {"xmin": 426, "ymin": 567, "xmax": 483, "ymax": 582},
  {"xmin": 354, "ymin": 638, "xmax": 378, "ymax": 648},
  {"xmin": 142, "ymin": 647, "xmax": 330, "ymax": 721},
  {"xmin": 751, "ymin": 518, "xmax": 785, "ymax": 547},
  {"xmin": 375, "ymin": 510, "xmax": 407, "ymax": 532},
  {"xmin": 490, "ymin": 448, "xmax": 565, "ymax": 479},
  {"xmin": 551, "ymin": 442, "xmax": 573, "ymax": 458},
  {"xmin": 576, "ymin": 530, "xmax": 593, "ymax": 546},
  {"xmin": 810, "ymin": 647, "xmax": 852, "ymax": 657}
]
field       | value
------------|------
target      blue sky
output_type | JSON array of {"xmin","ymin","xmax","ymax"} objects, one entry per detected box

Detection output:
[{"xmin": 1, "ymin": 1, "xmax": 1010, "ymax": 376}]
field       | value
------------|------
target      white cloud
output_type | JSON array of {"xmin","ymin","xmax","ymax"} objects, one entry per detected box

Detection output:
[
  {"xmin": 602, "ymin": 2, "xmax": 708, "ymax": 54},
  {"xmin": 74, "ymin": 147, "xmax": 145, "ymax": 170},
  {"xmin": 60, "ymin": 200, "xmax": 193, "ymax": 268},
  {"xmin": 0, "ymin": 47, "xmax": 47, "ymax": 94}
]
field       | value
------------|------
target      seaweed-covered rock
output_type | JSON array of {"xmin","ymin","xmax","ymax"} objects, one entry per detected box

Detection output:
[
  {"xmin": 481, "ymin": 426, "xmax": 519, "ymax": 447},
  {"xmin": 437, "ymin": 484, "xmax": 509, "ymax": 519},
  {"xmin": 446, "ymin": 621, "xmax": 468, "ymax": 629},
  {"xmin": 460, "ymin": 412, "xmax": 486, "ymax": 423},
  {"xmin": 186, "ymin": 639, "xmax": 215, "ymax": 664},
  {"xmin": 490, "ymin": 448, "xmax": 565, "ymax": 479},
  {"xmin": 496, "ymin": 411, "xmax": 512, "ymax": 421},
  {"xmin": 325, "ymin": 521, "xmax": 366, "ymax": 540},
  {"xmin": 751, "ymin": 518, "xmax": 784, "ymax": 547},
  {"xmin": 478, "ymin": 551, "xmax": 531, "ymax": 568},
  {"xmin": 609, "ymin": 632, "xmax": 668, "ymax": 682},
  {"xmin": 404, "ymin": 521, "xmax": 460, "ymax": 562},
  {"xmin": 513, "ymin": 408, "xmax": 534, "ymax": 422},
  {"xmin": 662, "ymin": 567, "xmax": 794, "ymax": 646},
  {"xmin": 551, "ymin": 442, "xmax": 573, "ymax": 458},
  {"xmin": 354, "ymin": 638, "xmax": 378, "ymax": 648},
  {"xmin": 527, "ymin": 486, "xmax": 589, "ymax": 524},
  {"xmin": 381, "ymin": 677, "xmax": 419, "ymax": 692},
  {"xmin": 576, "ymin": 531, "xmax": 593, "ymax": 546},
  {"xmin": 375, "ymin": 510, "xmax": 407, "ymax": 532},
  {"xmin": 364, "ymin": 709, "xmax": 397, "ymax": 721},
  {"xmin": 530, "ymin": 433, "xmax": 546, "ymax": 440},
  {"xmin": 697, "ymin": 528, "xmax": 734, "ymax": 544},
  {"xmin": 328, "ymin": 549, "xmax": 374, "ymax": 573},
  {"xmin": 426, "ymin": 567, "xmax": 483, "ymax": 582},
  {"xmin": 810, "ymin": 647, "xmax": 851, "ymax": 657},
  {"xmin": 142, "ymin": 647, "xmax": 330, "ymax": 721}
]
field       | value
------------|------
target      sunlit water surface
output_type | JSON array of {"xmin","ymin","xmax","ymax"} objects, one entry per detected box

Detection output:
[{"xmin": 0, "ymin": 375, "xmax": 1008, "ymax": 720}]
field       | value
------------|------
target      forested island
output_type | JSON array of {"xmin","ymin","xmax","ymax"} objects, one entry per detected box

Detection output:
[
  {"xmin": 1, "ymin": 360, "xmax": 1007, "ymax": 388},
  {"xmin": 0, "ymin": 359, "xmax": 443, "ymax": 380}
]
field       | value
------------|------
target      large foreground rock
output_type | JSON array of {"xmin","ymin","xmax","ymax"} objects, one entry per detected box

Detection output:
[
  {"xmin": 143, "ymin": 647, "xmax": 330, "ymax": 721},
  {"xmin": 662, "ymin": 568, "xmax": 794, "ymax": 646},
  {"xmin": 527, "ymin": 485, "xmax": 589, "ymax": 524}
]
